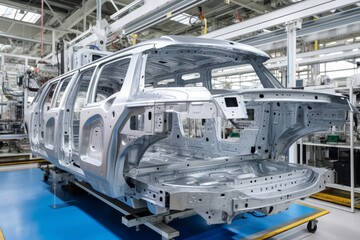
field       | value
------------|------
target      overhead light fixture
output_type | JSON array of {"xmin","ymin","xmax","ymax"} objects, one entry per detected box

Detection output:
[
  {"xmin": 0, "ymin": 4, "xmax": 40, "ymax": 23},
  {"xmin": 326, "ymin": 51, "xmax": 343, "ymax": 56},
  {"xmin": 170, "ymin": 13, "xmax": 197, "ymax": 26},
  {"xmin": 327, "ymin": 41, "xmax": 337, "ymax": 46}
]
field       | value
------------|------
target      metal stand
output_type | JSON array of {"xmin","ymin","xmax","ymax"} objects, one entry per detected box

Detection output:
[
  {"xmin": 40, "ymin": 163, "xmax": 75, "ymax": 209},
  {"xmin": 286, "ymin": 19, "xmax": 302, "ymax": 164},
  {"xmin": 39, "ymin": 163, "xmax": 195, "ymax": 240}
]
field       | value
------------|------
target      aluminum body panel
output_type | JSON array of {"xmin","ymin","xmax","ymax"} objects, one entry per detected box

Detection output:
[{"xmin": 26, "ymin": 36, "xmax": 350, "ymax": 224}]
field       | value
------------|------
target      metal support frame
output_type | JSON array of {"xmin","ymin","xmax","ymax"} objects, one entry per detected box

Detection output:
[
  {"xmin": 230, "ymin": 0, "xmax": 268, "ymax": 14},
  {"xmin": 301, "ymin": 83, "xmax": 357, "ymax": 213},
  {"xmin": 68, "ymin": 0, "xmax": 207, "ymax": 46},
  {"xmin": 212, "ymin": 42, "xmax": 360, "ymax": 77},
  {"xmin": 286, "ymin": 19, "xmax": 301, "ymax": 88},
  {"xmin": 349, "ymin": 83, "xmax": 355, "ymax": 212},
  {"xmin": 286, "ymin": 19, "xmax": 302, "ymax": 165},
  {"xmin": 240, "ymin": 8, "xmax": 360, "ymax": 50},
  {"xmin": 62, "ymin": 0, "xmax": 209, "ymax": 72},
  {"xmin": 40, "ymin": 163, "xmax": 192, "ymax": 240},
  {"xmin": 43, "ymin": 0, "xmax": 64, "ymax": 27},
  {"xmin": 56, "ymin": 0, "xmax": 108, "ymax": 34},
  {"xmin": 110, "ymin": 0, "xmax": 144, "ymax": 20},
  {"xmin": 0, "ymin": 56, "xmax": 3, "ymax": 116},
  {"xmin": 0, "ymin": 32, "xmax": 52, "ymax": 45},
  {"xmin": 38, "ymin": 163, "xmax": 332, "ymax": 239},
  {"xmin": 51, "ymin": 31, "xmax": 56, "ymax": 64},
  {"xmin": 0, "ymin": 53, "xmax": 41, "ymax": 61},
  {"xmin": 96, "ymin": 0, "xmax": 102, "ymax": 27},
  {"xmin": 202, "ymin": 0, "xmax": 360, "ymax": 40},
  {"xmin": 0, "ymin": 0, "xmax": 64, "ymax": 18},
  {"xmin": 83, "ymin": 0, "xmax": 87, "ymax": 32},
  {"xmin": 60, "ymin": 40, "xmax": 65, "ymax": 74},
  {"xmin": 0, "ymin": 15, "xmax": 75, "ymax": 34},
  {"xmin": 108, "ymin": 0, "xmax": 209, "ymax": 36},
  {"xmin": 24, "ymin": 58, "xmax": 28, "ymax": 117}
]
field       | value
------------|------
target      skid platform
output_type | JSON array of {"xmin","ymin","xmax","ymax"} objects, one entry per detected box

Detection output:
[{"xmin": 0, "ymin": 167, "xmax": 329, "ymax": 240}]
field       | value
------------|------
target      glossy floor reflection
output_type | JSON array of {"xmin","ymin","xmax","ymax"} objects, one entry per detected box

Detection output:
[{"xmin": 0, "ymin": 167, "xmax": 331, "ymax": 240}]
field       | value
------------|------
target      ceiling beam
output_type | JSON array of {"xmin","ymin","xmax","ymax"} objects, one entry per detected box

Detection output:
[
  {"xmin": 57, "ymin": 0, "xmax": 108, "ymax": 32},
  {"xmin": 109, "ymin": 0, "xmax": 209, "ymax": 35},
  {"xmin": 0, "ymin": 52, "xmax": 41, "ymax": 60},
  {"xmin": 0, "ymin": 0, "xmax": 66, "ymax": 17},
  {"xmin": 0, "ymin": 15, "xmax": 78, "ymax": 33},
  {"xmin": 257, "ymin": 23, "xmax": 360, "ymax": 51},
  {"xmin": 230, "ymin": 0, "xmax": 269, "ymax": 14},
  {"xmin": 202, "ymin": 0, "xmax": 360, "ymax": 40},
  {"xmin": 45, "ymin": 0, "xmax": 82, "ymax": 11},
  {"xmin": 6, "ymin": 22, "xmax": 15, "ymax": 33},
  {"xmin": 112, "ymin": 1, "xmax": 127, "ymax": 7},
  {"xmin": 212, "ymin": 42, "xmax": 360, "ymax": 77},
  {"xmin": 0, "ymin": 32, "xmax": 52, "ymax": 45},
  {"xmin": 240, "ymin": 8, "xmax": 360, "ymax": 48},
  {"xmin": 43, "ymin": 0, "xmax": 65, "ymax": 27}
]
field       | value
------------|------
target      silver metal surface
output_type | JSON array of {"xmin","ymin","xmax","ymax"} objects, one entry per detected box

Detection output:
[
  {"xmin": 26, "ymin": 36, "xmax": 351, "ymax": 225},
  {"xmin": 0, "ymin": 134, "xmax": 28, "ymax": 140}
]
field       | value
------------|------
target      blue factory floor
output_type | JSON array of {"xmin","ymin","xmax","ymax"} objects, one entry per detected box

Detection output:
[{"xmin": 0, "ymin": 168, "xmax": 327, "ymax": 240}]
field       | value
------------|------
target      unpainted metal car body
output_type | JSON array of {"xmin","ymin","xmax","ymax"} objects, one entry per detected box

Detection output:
[{"xmin": 26, "ymin": 36, "xmax": 352, "ymax": 224}]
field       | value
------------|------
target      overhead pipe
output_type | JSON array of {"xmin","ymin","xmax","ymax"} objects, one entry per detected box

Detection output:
[
  {"xmin": 41, "ymin": 0, "xmax": 44, "ymax": 58},
  {"xmin": 96, "ymin": 0, "xmax": 102, "ymax": 27},
  {"xmin": 110, "ymin": 0, "xmax": 209, "ymax": 36},
  {"xmin": 110, "ymin": 0, "xmax": 119, "ymax": 11},
  {"xmin": 110, "ymin": 0, "xmax": 144, "ymax": 20}
]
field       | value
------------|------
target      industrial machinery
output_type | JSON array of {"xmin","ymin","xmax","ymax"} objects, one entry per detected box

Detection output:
[
  {"xmin": 25, "ymin": 36, "xmax": 354, "ymax": 225},
  {"xmin": 0, "ymin": 71, "xmax": 26, "ymax": 152}
]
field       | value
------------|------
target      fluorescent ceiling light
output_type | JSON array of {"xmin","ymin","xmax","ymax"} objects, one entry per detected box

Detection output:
[
  {"xmin": 22, "ymin": 12, "xmax": 41, "ymax": 23},
  {"xmin": 327, "ymin": 41, "xmax": 337, "ymax": 46},
  {"xmin": 326, "ymin": 51, "xmax": 343, "ymax": 56},
  {"xmin": 171, "ymin": 13, "xmax": 197, "ymax": 26},
  {"xmin": 263, "ymin": 29, "xmax": 272, "ymax": 33},
  {"xmin": 0, "ymin": 4, "xmax": 41, "ymax": 23}
]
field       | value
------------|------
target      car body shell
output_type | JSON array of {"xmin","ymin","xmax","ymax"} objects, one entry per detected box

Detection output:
[{"xmin": 26, "ymin": 36, "xmax": 350, "ymax": 224}]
